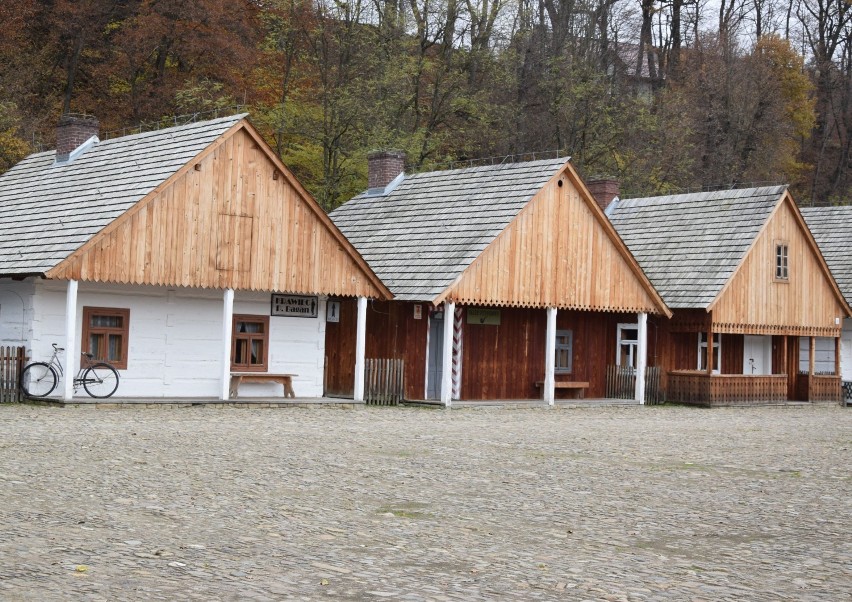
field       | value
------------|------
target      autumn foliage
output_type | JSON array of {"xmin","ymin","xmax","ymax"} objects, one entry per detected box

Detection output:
[{"xmin": 0, "ymin": 0, "xmax": 843, "ymax": 207}]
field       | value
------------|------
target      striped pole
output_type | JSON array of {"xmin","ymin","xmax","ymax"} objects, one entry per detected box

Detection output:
[{"xmin": 452, "ymin": 306, "xmax": 463, "ymax": 400}]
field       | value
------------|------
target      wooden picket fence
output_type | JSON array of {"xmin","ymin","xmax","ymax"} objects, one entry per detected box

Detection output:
[
  {"xmin": 365, "ymin": 358, "xmax": 404, "ymax": 406},
  {"xmin": 605, "ymin": 365, "xmax": 662, "ymax": 404},
  {"xmin": 0, "ymin": 346, "xmax": 26, "ymax": 403}
]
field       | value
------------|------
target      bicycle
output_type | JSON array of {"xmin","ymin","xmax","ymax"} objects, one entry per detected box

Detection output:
[{"xmin": 20, "ymin": 343, "xmax": 120, "ymax": 399}]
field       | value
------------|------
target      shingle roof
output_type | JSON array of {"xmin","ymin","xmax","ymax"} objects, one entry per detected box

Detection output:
[
  {"xmin": 801, "ymin": 205, "xmax": 852, "ymax": 306},
  {"xmin": 608, "ymin": 186, "xmax": 787, "ymax": 309},
  {"xmin": 0, "ymin": 113, "xmax": 246, "ymax": 276},
  {"xmin": 330, "ymin": 158, "xmax": 569, "ymax": 301}
]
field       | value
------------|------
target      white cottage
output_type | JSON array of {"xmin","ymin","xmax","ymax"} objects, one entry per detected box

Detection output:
[{"xmin": 0, "ymin": 114, "xmax": 390, "ymax": 400}]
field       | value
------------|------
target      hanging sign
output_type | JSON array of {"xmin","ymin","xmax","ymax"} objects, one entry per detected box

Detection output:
[
  {"xmin": 326, "ymin": 301, "xmax": 341, "ymax": 323},
  {"xmin": 413, "ymin": 304, "xmax": 422, "ymax": 320},
  {"xmin": 467, "ymin": 308, "xmax": 501, "ymax": 325},
  {"xmin": 271, "ymin": 294, "xmax": 318, "ymax": 318}
]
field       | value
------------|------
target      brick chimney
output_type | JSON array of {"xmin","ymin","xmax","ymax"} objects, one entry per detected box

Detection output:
[
  {"xmin": 56, "ymin": 114, "xmax": 99, "ymax": 162},
  {"xmin": 586, "ymin": 178, "xmax": 620, "ymax": 212},
  {"xmin": 368, "ymin": 150, "xmax": 406, "ymax": 191}
]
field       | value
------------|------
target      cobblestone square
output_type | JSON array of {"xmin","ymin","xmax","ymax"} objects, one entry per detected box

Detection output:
[{"xmin": 0, "ymin": 404, "xmax": 849, "ymax": 600}]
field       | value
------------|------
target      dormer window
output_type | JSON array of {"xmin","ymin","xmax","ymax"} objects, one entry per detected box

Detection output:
[{"xmin": 775, "ymin": 242, "xmax": 789, "ymax": 281}]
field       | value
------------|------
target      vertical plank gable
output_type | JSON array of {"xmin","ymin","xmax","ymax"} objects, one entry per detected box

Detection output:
[
  {"xmin": 47, "ymin": 127, "xmax": 387, "ymax": 299},
  {"xmin": 442, "ymin": 168, "xmax": 663, "ymax": 313},
  {"xmin": 712, "ymin": 198, "xmax": 847, "ymax": 335}
]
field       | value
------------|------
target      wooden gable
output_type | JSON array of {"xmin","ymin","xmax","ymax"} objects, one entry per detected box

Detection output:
[
  {"xmin": 438, "ymin": 164, "xmax": 670, "ymax": 315},
  {"xmin": 48, "ymin": 122, "xmax": 390, "ymax": 299},
  {"xmin": 710, "ymin": 193, "xmax": 850, "ymax": 336}
]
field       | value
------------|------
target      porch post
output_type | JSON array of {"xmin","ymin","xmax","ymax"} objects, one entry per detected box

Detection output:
[
  {"xmin": 835, "ymin": 336, "xmax": 841, "ymax": 376},
  {"xmin": 635, "ymin": 312, "xmax": 648, "ymax": 404},
  {"xmin": 220, "ymin": 288, "xmax": 234, "ymax": 400},
  {"xmin": 809, "ymin": 336, "xmax": 816, "ymax": 377},
  {"xmin": 63, "ymin": 279, "xmax": 78, "ymax": 401},
  {"xmin": 706, "ymin": 330, "xmax": 714, "ymax": 374},
  {"xmin": 354, "ymin": 296, "xmax": 367, "ymax": 402},
  {"xmin": 781, "ymin": 336, "xmax": 788, "ymax": 375},
  {"xmin": 440, "ymin": 301, "xmax": 455, "ymax": 406},
  {"xmin": 544, "ymin": 307, "xmax": 557, "ymax": 405}
]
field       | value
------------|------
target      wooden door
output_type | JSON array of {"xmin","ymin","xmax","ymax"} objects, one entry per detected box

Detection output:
[{"xmin": 426, "ymin": 314, "xmax": 444, "ymax": 399}]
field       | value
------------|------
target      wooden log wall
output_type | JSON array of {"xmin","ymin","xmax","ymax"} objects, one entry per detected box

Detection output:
[
  {"xmin": 324, "ymin": 299, "xmax": 428, "ymax": 399},
  {"xmin": 48, "ymin": 126, "xmax": 386, "ymax": 299},
  {"xmin": 461, "ymin": 308, "xmax": 636, "ymax": 400},
  {"xmin": 711, "ymin": 197, "xmax": 847, "ymax": 337}
]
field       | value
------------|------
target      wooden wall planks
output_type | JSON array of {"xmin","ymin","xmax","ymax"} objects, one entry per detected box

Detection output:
[
  {"xmin": 324, "ymin": 299, "xmax": 428, "ymax": 399},
  {"xmin": 442, "ymin": 166, "xmax": 665, "ymax": 314},
  {"xmin": 48, "ymin": 127, "xmax": 385, "ymax": 299}
]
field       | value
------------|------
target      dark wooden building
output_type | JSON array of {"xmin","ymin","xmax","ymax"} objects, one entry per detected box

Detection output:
[
  {"xmin": 325, "ymin": 153, "xmax": 670, "ymax": 404},
  {"xmin": 610, "ymin": 187, "xmax": 851, "ymax": 405}
]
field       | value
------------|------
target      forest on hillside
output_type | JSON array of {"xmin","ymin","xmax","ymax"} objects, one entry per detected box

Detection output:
[{"xmin": 0, "ymin": 0, "xmax": 849, "ymax": 208}]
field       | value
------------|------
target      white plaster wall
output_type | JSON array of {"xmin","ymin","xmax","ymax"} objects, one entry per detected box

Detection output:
[
  {"xmin": 30, "ymin": 281, "xmax": 328, "ymax": 398},
  {"xmin": 0, "ymin": 279, "xmax": 34, "ymax": 349},
  {"xmin": 798, "ymin": 337, "xmax": 836, "ymax": 374},
  {"xmin": 842, "ymin": 319, "xmax": 852, "ymax": 381},
  {"xmin": 233, "ymin": 292, "xmax": 327, "ymax": 398}
]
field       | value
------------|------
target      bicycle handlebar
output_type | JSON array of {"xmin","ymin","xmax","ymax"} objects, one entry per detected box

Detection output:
[{"xmin": 52, "ymin": 343, "xmax": 65, "ymax": 352}]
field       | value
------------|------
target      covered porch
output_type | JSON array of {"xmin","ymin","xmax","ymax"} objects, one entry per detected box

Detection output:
[{"xmin": 659, "ymin": 311, "xmax": 843, "ymax": 405}]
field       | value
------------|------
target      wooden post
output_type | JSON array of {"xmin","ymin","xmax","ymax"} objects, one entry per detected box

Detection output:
[
  {"xmin": 63, "ymin": 279, "xmax": 78, "ymax": 401},
  {"xmin": 220, "ymin": 288, "xmax": 234, "ymax": 400},
  {"xmin": 354, "ymin": 296, "xmax": 367, "ymax": 402},
  {"xmin": 635, "ymin": 312, "xmax": 647, "ymax": 404},
  {"xmin": 440, "ymin": 302, "xmax": 455, "ymax": 406},
  {"xmin": 809, "ymin": 336, "xmax": 816, "ymax": 377},
  {"xmin": 544, "ymin": 307, "xmax": 557, "ymax": 406},
  {"xmin": 835, "ymin": 336, "xmax": 841, "ymax": 377},
  {"xmin": 781, "ymin": 336, "xmax": 787, "ymax": 375},
  {"xmin": 706, "ymin": 330, "xmax": 714, "ymax": 375}
]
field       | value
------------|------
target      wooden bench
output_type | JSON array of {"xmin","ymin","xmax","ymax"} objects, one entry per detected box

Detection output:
[
  {"xmin": 230, "ymin": 373, "xmax": 297, "ymax": 398},
  {"xmin": 535, "ymin": 381, "xmax": 590, "ymax": 399}
]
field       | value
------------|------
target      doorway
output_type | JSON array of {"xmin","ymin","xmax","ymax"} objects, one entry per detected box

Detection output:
[{"xmin": 426, "ymin": 311, "xmax": 444, "ymax": 399}]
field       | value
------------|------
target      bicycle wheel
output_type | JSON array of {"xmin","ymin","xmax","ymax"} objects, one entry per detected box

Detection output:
[
  {"xmin": 20, "ymin": 362, "xmax": 58, "ymax": 398},
  {"xmin": 82, "ymin": 363, "xmax": 119, "ymax": 398}
]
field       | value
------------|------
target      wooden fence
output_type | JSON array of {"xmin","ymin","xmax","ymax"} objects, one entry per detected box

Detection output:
[
  {"xmin": 668, "ymin": 371, "xmax": 788, "ymax": 405},
  {"xmin": 365, "ymin": 358, "xmax": 404, "ymax": 406},
  {"xmin": 0, "ymin": 346, "xmax": 26, "ymax": 403},
  {"xmin": 605, "ymin": 365, "xmax": 661, "ymax": 404}
]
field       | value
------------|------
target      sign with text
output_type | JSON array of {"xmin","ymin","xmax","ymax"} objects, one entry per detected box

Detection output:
[
  {"xmin": 467, "ymin": 308, "xmax": 501, "ymax": 325},
  {"xmin": 271, "ymin": 294, "xmax": 318, "ymax": 318}
]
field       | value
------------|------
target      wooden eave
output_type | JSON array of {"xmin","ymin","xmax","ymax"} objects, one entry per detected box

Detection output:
[
  {"xmin": 45, "ymin": 118, "xmax": 392, "ymax": 300},
  {"xmin": 432, "ymin": 162, "xmax": 672, "ymax": 317},
  {"xmin": 706, "ymin": 190, "xmax": 852, "ymax": 318}
]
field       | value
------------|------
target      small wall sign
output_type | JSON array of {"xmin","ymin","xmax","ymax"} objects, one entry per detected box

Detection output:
[
  {"xmin": 327, "ymin": 301, "xmax": 341, "ymax": 323},
  {"xmin": 271, "ymin": 294, "xmax": 318, "ymax": 318},
  {"xmin": 413, "ymin": 304, "xmax": 422, "ymax": 320},
  {"xmin": 467, "ymin": 308, "xmax": 501, "ymax": 325}
]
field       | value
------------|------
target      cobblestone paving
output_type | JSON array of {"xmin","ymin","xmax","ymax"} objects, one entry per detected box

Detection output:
[{"xmin": 0, "ymin": 404, "xmax": 849, "ymax": 601}]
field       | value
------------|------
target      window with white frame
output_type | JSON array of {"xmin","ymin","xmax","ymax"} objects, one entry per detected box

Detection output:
[
  {"xmin": 617, "ymin": 324, "xmax": 639, "ymax": 369},
  {"xmin": 697, "ymin": 332, "xmax": 721, "ymax": 373},
  {"xmin": 555, "ymin": 330, "xmax": 573, "ymax": 373},
  {"xmin": 775, "ymin": 243, "xmax": 789, "ymax": 281}
]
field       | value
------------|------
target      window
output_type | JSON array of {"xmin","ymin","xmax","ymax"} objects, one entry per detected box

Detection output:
[
  {"xmin": 775, "ymin": 243, "xmax": 789, "ymax": 280},
  {"xmin": 555, "ymin": 330, "xmax": 573, "ymax": 373},
  {"xmin": 231, "ymin": 314, "xmax": 269, "ymax": 371},
  {"xmin": 617, "ymin": 324, "xmax": 638, "ymax": 369},
  {"xmin": 697, "ymin": 332, "xmax": 721, "ymax": 373},
  {"xmin": 82, "ymin": 307, "xmax": 129, "ymax": 369}
]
